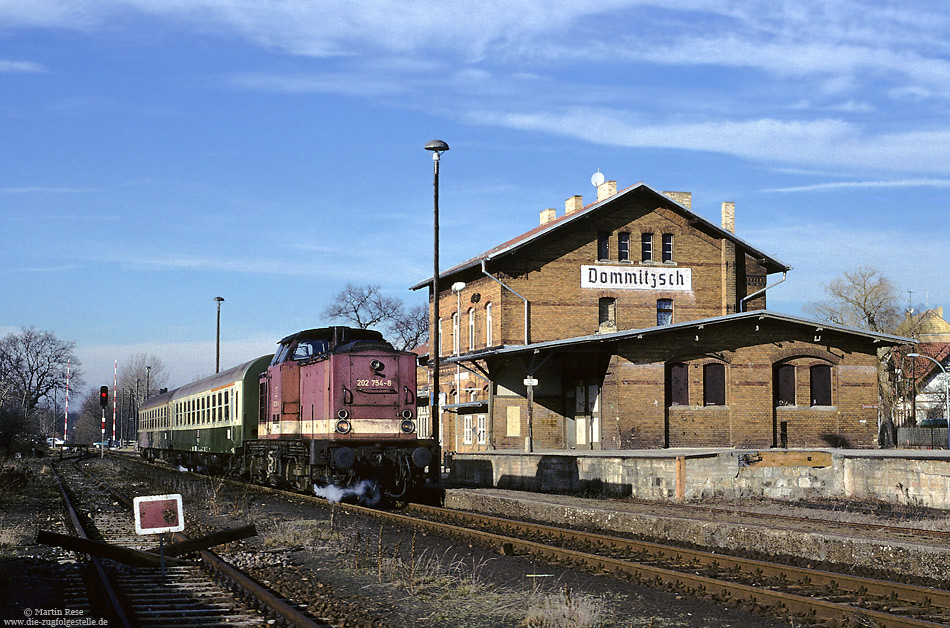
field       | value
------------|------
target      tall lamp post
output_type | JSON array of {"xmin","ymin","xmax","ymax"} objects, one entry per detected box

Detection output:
[
  {"xmin": 214, "ymin": 296, "xmax": 225, "ymax": 373},
  {"xmin": 425, "ymin": 139, "xmax": 449, "ymax": 481},
  {"xmin": 908, "ymin": 353, "xmax": 950, "ymax": 451}
]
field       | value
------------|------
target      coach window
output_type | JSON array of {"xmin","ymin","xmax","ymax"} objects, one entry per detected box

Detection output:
[
  {"xmin": 597, "ymin": 232, "xmax": 610, "ymax": 261},
  {"xmin": 485, "ymin": 302, "xmax": 493, "ymax": 346},
  {"xmin": 224, "ymin": 391, "xmax": 230, "ymax": 421},
  {"xmin": 703, "ymin": 363, "xmax": 726, "ymax": 406},
  {"xmin": 641, "ymin": 233, "xmax": 653, "ymax": 262},
  {"xmin": 662, "ymin": 233, "xmax": 674, "ymax": 263},
  {"xmin": 810, "ymin": 364, "xmax": 832, "ymax": 406},
  {"xmin": 775, "ymin": 364, "xmax": 796, "ymax": 406},
  {"xmin": 618, "ymin": 232, "xmax": 630, "ymax": 261},
  {"xmin": 667, "ymin": 363, "xmax": 689, "ymax": 406},
  {"xmin": 657, "ymin": 299, "xmax": 673, "ymax": 326}
]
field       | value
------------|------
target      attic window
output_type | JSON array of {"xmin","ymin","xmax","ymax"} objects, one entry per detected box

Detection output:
[
  {"xmin": 641, "ymin": 233, "xmax": 653, "ymax": 262},
  {"xmin": 662, "ymin": 233, "xmax": 674, "ymax": 263},
  {"xmin": 618, "ymin": 232, "xmax": 630, "ymax": 261},
  {"xmin": 597, "ymin": 232, "xmax": 610, "ymax": 261}
]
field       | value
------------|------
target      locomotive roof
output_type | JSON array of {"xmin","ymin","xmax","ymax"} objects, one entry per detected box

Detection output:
[
  {"xmin": 140, "ymin": 354, "xmax": 273, "ymax": 410},
  {"xmin": 276, "ymin": 326, "xmax": 386, "ymax": 345}
]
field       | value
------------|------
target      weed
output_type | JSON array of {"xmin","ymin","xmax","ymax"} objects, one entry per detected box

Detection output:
[{"xmin": 523, "ymin": 586, "xmax": 605, "ymax": 628}]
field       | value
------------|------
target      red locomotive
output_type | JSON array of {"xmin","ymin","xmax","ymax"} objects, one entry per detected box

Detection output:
[{"xmin": 245, "ymin": 326, "xmax": 437, "ymax": 501}]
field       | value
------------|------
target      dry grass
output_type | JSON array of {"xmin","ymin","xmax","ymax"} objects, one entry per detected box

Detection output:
[
  {"xmin": 522, "ymin": 586, "xmax": 605, "ymax": 628},
  {"xmin": 0, "ymin": 521, "xmax": 26, "ymax": 547}
]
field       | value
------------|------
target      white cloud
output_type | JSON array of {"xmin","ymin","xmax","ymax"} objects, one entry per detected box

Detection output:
[
  {"xmin": 763, "ymin": 178, "xmax": 950, "ymax": 193},
  {"xmin": 0, "ymin": 59, "xmax": 47, "ymax": 73}
]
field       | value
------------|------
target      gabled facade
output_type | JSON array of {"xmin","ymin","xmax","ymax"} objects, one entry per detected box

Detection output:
[
  {"xmin": 413, "ymin": 178, "xmax": 909, "ymax": 454},
  {"xmin": 893, "ymin": 308, "xmax": 950, "ymax": 425}
]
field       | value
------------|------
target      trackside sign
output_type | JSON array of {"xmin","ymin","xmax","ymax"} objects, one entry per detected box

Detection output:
[
  {"xmin": 581, "ymin": 265, "xmax": 692, "ymax": 291},
  {"xmin": 133, "ymin": 494, "xmax": 185, "ymax": 535}
]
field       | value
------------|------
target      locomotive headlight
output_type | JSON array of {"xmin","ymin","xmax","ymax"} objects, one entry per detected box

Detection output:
[
  {"xmin": 370, "ymin": 359, "xmax": 383, "ymax": 372},
  {"xmin": 401, "ymin": 409, "xmax": 413, "ymax": 419},
  {"xmin": 400, "ymin": 419, "xmax": 415, "ymax": 434},
  {"xmin": 337, "ymin": 409, "xmax": 349, "ymax": 419},
  {"xmin": 335, "ymin": 418, "xmax": 352, "ymax": 434}
]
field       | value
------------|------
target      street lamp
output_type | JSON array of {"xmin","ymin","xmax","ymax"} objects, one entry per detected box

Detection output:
[
  {"xmin": 425, "ymin": 139, "xmax": 449, "ymax": 481},
  {"xmin": 215, "ymin": 296, "xmax": 225, "ymax": 373},
  {"xmin": 908, "ymin": 352, "xmax": 950, "ymax": 451}
]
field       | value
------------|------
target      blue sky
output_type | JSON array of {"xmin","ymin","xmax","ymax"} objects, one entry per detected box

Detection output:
[{"xmin": 1, "ymin": 0, "xmax": 948, "ymax": 391}]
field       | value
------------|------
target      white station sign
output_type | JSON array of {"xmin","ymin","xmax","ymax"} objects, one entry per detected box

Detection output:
[{"xmin": 581, "ymin": 265, "xmax": 691, "ymax": 291}]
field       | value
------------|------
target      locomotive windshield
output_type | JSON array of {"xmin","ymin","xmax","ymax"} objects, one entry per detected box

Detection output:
[
  {"xmin": 272, "ymin": 339, "xmax": 330, "ymax": 364},
  {"xmin": 292, "ymin": 339, "xmax": 329, "ymax": 360}
]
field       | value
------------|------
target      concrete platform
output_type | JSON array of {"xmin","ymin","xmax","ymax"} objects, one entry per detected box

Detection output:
[
  {"xmin": 447, "ymin": 448, "xmax": 950, "ymax": 509},
  {"xmin": 443, "ymin": 486, "xmax": 950, "ymax": 582}
]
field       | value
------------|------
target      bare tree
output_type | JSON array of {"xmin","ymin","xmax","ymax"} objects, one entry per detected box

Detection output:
[
  {"xmin": 322, "ymin": 283, "xmax": 403, "ymax": 330},
  {"xmin": 804, "ymin": 266, "xmax": 900, "ymax": 333},
  {"xmin": 0, "ymin": 327, "xmax": 82, "ymax": 453},
  {"xmin": 389, "ymin": 304, "xmax": 430, "ymax": 352},
  {"xmin": 119, "ymin": 353, "xmax": 168, "ymax": 401}
]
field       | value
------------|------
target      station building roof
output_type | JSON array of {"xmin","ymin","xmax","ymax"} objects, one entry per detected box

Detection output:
[{"xmin": 411, "ymin": 181, "xmax": 792, "ymax": 291}]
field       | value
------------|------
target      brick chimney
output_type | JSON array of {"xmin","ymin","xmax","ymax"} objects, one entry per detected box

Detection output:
[
  {"xmin": 662, "ymin": 191, "xmax": 691, "ymax": 209},
  {"xmin": 540, "ymin": 208, "xmax": 556, "ymax": 225},
  {"xmin": 565, "ymin": 195, "xmax": 584, "ymax": 214},
  {"xmin": 596, "ymin": 180, "xmax": 617, "ymax": 202},
  {"xmin": 721, "ymin": 202, "xmax": 735, "ymax": 233}
]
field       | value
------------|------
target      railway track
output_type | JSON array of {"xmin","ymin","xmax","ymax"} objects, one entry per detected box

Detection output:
[
  {"xmin": 111, "ymin": 453, "xmax": 950, "ymax": 627},
  {"xmin": 51, "ymin": 459, "xmax": 333, "ymax": 628},
  {"xmin": 392, "ymin": 503, "xmax": 950, "ymax": 627}
]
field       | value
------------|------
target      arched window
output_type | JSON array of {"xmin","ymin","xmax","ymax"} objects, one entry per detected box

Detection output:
[
  {"xmin": 452, "ymin": 312, "xmax": 460, "ymax": 355},
  {"xmin": 703, "ymin": 363, "xmax": 725, "ymax": 406},
  {"xmin": 775, "ymin": 363, "xmax": 796, "ymax": 406},
  {"xmin": 810, "ymin": 364, "xmax": 832, "ymax": 406},
  {"xmin": 667, "ymin": 363, "xmax": 689, "ymax": 406},
  {"xmin": 485, "ymin": 302, "xmax": 493, "ymax": 346},
  {"xmin": 657, "ymin": 299, "xmax": 673, "ymax": 326},
  {"xmin": 598, "ymin": 297, "xmax": 617, "ymax": 332},
  {"xmin": 468, "ymin": 308, "xmax": 475, "ymax": 350}
]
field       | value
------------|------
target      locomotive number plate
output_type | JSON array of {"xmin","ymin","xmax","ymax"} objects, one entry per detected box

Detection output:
[{"xmin": 356, "ymin": 379, "xmax": 392, "ymax": 387}]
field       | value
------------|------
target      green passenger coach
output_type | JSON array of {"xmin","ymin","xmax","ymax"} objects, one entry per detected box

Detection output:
[{"xmin": 138, "ymin": 355, "xmax": 273, "ymax": 468}]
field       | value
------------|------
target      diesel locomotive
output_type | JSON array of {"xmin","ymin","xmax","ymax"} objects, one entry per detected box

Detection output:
[{"xmin": 138, "ymin": 326, "xmax": 438, "ymax": 501}]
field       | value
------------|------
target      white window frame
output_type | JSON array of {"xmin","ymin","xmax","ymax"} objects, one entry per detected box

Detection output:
[
  {"xmin": 485, "ymin": 302, "xmax": 493, "ymax": 346},
  {"xmin": 463, "ymin": 415, "xmax": 473, "ymax": 445},
  {"xmin": 468, "ymin": 308, "xmax": 475, "ymax": 350}
]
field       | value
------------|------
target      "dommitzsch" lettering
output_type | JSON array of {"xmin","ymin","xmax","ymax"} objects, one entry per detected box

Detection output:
[{"xmin": 580, "ymin": 265, "xmax": 692, "ymax": 291}]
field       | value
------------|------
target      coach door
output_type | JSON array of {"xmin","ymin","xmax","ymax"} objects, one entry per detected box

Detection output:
[{"xmin": 572, "ymin": 383, "xmax": 601, "ymax": 450}]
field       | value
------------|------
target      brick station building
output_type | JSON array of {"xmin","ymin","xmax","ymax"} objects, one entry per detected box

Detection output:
[{"xmin": 411, "ymin": 178, "xmax": 910, "ymax": 454}]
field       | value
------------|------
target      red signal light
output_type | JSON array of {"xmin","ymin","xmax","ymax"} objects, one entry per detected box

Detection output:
[{"xmin": 99, "ymin": 385, "xmax": 109, "ymax": 408}]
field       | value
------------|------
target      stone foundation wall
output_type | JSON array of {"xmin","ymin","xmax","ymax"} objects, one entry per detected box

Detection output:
[{"xmin": 448, "ymin": 450, "xmax": 950, "ymax": 509}]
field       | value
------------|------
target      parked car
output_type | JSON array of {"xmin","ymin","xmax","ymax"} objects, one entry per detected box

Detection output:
[
  {"xmin": 919, "ymin": 417, "xmax": 948, "ymax": 428},
  {"xmin": 45, "ymin": 437, "xmax": 64, "ymax": 446}
]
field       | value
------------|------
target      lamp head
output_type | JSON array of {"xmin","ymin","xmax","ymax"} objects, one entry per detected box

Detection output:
[
  {"xmin": 425, "ymin": 139, "xmax": 449, "ymax": 160},
  {"xmin": 451, "ymin": 281, "xmax": 466, "ymax": 293}
]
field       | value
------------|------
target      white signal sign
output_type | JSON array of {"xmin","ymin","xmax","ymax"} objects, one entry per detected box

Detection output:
[{"xmin": 133, "ymin": 494, "xmax": 184, "ymax": 535}]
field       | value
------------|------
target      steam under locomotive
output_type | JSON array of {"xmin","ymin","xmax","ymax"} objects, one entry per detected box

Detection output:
[{"xmin": 138, "ymin": 326, "xmax": 438, "ymax": 501}]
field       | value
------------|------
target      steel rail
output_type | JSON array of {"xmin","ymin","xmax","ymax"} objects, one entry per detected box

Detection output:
[
  {"xmin": 411, "ymin": 503, "xmax": 950, "ymax": 610},
  {"xmin": 359, "ymin": 505, "xmax": 948, "ymax": 628},
  {"xmin": 51, "ymin": 465, "xmax": 135, "ymax": 628},
  {"xmin": 113, "ymin": 453, "xmax": 950, "ymax": 626},
  {"xmin": 77, "ymin": 461, "xmax": 333, "ymax": 628}
]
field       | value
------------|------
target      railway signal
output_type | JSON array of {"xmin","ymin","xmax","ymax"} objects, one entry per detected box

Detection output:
[{"xmin": 99, "ymin": 385, "xmax": 109, "ymax": 408}]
